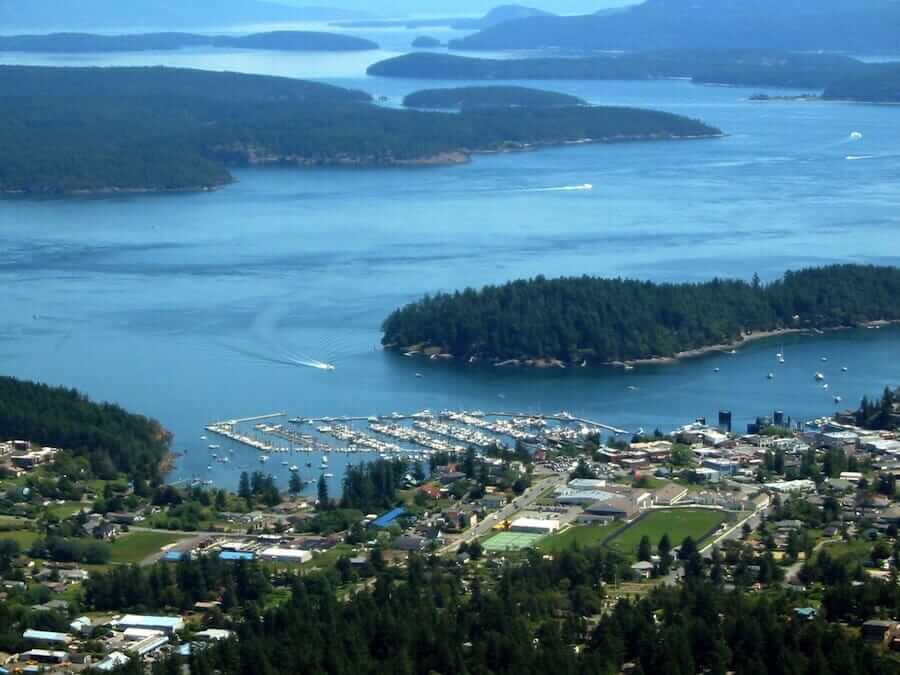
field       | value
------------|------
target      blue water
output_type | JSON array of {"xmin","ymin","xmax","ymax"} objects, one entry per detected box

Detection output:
[{"xmin": 2, "ymin": 43, "xmax": 900, "ymax": 492}]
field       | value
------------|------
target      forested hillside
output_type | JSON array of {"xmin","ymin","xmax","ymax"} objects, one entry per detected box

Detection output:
[
  {"xmin": 0, "ymin": 376, "xmax": 170, "ymax": 481},
  {"xmin": 369, "ymin": 50, "xmax": 870, "ymax": 89},
  {"xmin": 0, "ymin": 66, "xmax": 721, "ymax": 194},
  {"xmin": 403, "ymin": 86, "xmax": 586, "ymax": 110},
  {"xmin": 382, "ymin": 265, "xmax": 900, "ymax": 364},
  {"xmin": 823, "ymin": 64, "xmax": 900, "ymax": 102},
  {"xmin": 109, "ymin": 556, "xmax": 900, "ymax": 675}
]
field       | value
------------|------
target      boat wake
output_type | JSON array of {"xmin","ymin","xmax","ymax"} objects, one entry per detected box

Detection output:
[
  {"xmin": 518, "ymin": 183, "xmax": 593, "ymax": 193},
  {"xmin": 846, "ymin": 155, "xmax": 874, "ymax": 161},
  {"xmin": 219, "ymin": 341, "xmax": 336, "ymax": 371}
]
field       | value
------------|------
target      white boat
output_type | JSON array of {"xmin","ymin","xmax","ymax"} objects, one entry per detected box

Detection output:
[
  {"xmin": 208, "ymin": 444, "xmax": 220, "ymax": 450},
  {"xmin": 728, "ymin": 349, "xmax": 737, "ymax": 355},
  {"xmin": 415, "ymin": 373, "xmax": 424, "ymax": 378},
  {"xmin": 841, "ymin": 366, "xmax": 848, "ymax": 372},
  {"xmin": 323, "ymin": 473, "xmax": 334, "ymax": 478},
  {"xmin": 200, "ymin": 435, "xmax": 207, "ymax": 440},
  {"xmin": 289, "ymin": 465, "xmax": 299, "ymax": 472},
  {"xmin": 259, "ymin": 455, "xmax": 270, "ymax": 463},
  {"xmin": 833, "ymin": 396, "xmax": 842, "ymax": 403},
  {"xmin": 823, "ymin": 384, "xmax": 829, "ymax": 390},
  {"xmin": 821, "ymin": 357, "xmax": 828, "ymax": 362},
  {"xmin": 815, "ymin": 372, "xmax": 825, "ymax": 381},
  {"xmin": 713, "ymin": 367, "xmax": 720, "ymax": 373},
  {"xmin": 778, "ymin": 355, "xmax": 785, "ymax": 364},
  {"xmin": 767, "ymin": 373, "xmax": 775, "ymax": 380}
]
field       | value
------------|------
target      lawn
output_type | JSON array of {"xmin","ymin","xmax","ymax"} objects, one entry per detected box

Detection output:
[
  {"xmin": 304, "ymin": 543, "xmax": 355, "ymax": 570},
  {"xmin": 537, "ymin": 523, "xmax": 622, "ymax": 553},
  {"xmin": 815, "ymin": 539, "xmax": 871, "ymax": 565},
  {"xmin": 45, "ymin": 502, "xmax": 86, "ymax": 519},
  {"xmin": 108, "ymin": 531, "xmax": 189, "ymax": 564},
  {"xmin": 0, "ymin": 529, "xmax": 39, "ymax": 549},
  {"xmin": 607, "ymin": 509, "xmax": 729, "ymax": 557}
]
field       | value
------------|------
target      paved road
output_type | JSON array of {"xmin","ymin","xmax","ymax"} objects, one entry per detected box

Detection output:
[
  {"xmin": 701, "ymin": 495, "xmax": 770, "ymax": 558},
  {"xmin": 439, "ymin": 473, "xmax": 568, "ymax": 555}
]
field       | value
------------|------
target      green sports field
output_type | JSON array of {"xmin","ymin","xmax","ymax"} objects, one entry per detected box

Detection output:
[
  {"xmin": 483, "ymin": 532, "xmax": 545, "ymax": 552},
  {"xmin": 607, "ymin": 509, "xmax": 728, "ymax": 556}
]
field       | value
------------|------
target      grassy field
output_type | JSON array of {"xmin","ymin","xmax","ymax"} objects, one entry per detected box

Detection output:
[
  {"xmin": 108, "ymin": 531, "xmax": 188, "ymax": 564},
  {"xmin": 607, "ymin": 509, "xmax": 728, "ymax": 556},
  {"xmin": 304, "ymin": 543, "xmax": 355, "ymax": 570},
  {"xmin": 45, "ymin": 502, "xmax": 86, "ymax": 519},
  {"xmin": 0, "ymin": 529, "xmax": 39, "ymax": 549},
  {"xmin": 537, "ymin": 523, "xmax": 622, "ymax": 553}
]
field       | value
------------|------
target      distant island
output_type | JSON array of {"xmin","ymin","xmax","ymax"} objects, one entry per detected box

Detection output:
[
  {"xmin": 368, "ymin": 50, "xmax": 872, "ymax": 90},
  {"xmin": 0, "ymin": 65, "xmax": 721, "ymax": 194},
  {"xmin": 403, "ymin": 86, "xmax": 586, "ymax": 110},
  {"xmin": 382, "ymin": 265, "xmax": 900, "ymax": 367},
  {"xmin": 411, "ymin": 36, "xmax": 443, "ymax": 49},
  {"xmin": 448, "ymin": 0, "xmax": 900, "ymax": 52},
  {"xmin": 0, "ymin": 30, "xmax": 379, "ymax": 53},
  {"xmin": 334, "ymin": 4, "xmax": 551, "ymax": 30}
]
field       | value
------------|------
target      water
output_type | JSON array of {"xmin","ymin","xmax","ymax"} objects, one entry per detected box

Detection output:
[{"xmin": 2, "ymin": 43, "xmax": 900, "ymax": 492}]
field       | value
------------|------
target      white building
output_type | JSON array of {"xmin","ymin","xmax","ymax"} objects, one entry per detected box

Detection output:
[
  {"xmin": 509, "ymin": 518, "xmax": 560, "ymax": 535},
  {"xmin": 113, "ymin": 615, "xmax": 184, "ymax": 635},
  {"xmin": 259, "ymin": 547, "xmax": 312, "ymax": 564}
]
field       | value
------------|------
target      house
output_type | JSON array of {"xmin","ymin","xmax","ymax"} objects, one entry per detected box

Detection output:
[
  {"xmin": 418, "ymin": 484, "xmax": 442, "ymax": 500},
  {"xmin": 793, "ymin": 607, "xmax": 817, "ymax": 622},
  {"xmin": 93, "ymin": 522, "xmax": 120, "ymax": 541},
  {"xmin": 480, "ymin": 495, "xmax": 507, "ymax": 510},
  {"xmin": 862, "ymin": 620, "xmax": 897, "ymax": 643},
  {"xmin": 631, "ymin": 561, "xmax": 654, "ymax": 579},
  {"xmin": 370, "ymin": 507, "xmax": 406, "ymax": 529}
]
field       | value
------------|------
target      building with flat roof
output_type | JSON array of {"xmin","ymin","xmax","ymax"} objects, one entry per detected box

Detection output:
[
  {"xmin": 371, "ymin": 507, "xmax": 406, "ymax": 528},
  {"xmin": 22, "ymin": 629, "xmax": 70, "ymax": 644},
  {"xmin": 23, "ymin": 650, "xmax": 69, "ymax": 665},
  {"xmin": 509, "ymin": 518, "xmax": 560, "ymax": 535},
  {"xmin": 259, "ymin": 547, "xmax": 312, "ymax": 563},
  {"xmin": 95, "ymin": 652, "xmax": 130, "ymax": 672},
  {"xmin": 219, "ymin": 551, "xmax": 255, "ymax": 562},
  {"xmin": 113, "ymin": 615, "xmax": 184, "ymax": 635}
]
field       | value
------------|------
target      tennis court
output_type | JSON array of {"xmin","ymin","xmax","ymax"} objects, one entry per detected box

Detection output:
[{"xmin": 483, "ymin": 532, "xmax": 545, "ymax": 552}]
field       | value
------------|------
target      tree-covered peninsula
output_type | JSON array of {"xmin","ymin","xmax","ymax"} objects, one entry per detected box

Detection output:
[
  {"xmin": 0, "ymin": 376, "xmax": 170, "ymax": 481},
  {"xmin": 823, "ymin": 63, "xmax": 900, "ymax": 103},
  {"xmin": 369, "ymin": 50, "xmax": 870, "ymax": 90},
  {"xmin": 0, "ymin": 30, "xmax": 379, "ymax": 52},
  {"xmin": 382, "ymin": 265, "xmax": 900, "ymax": 366},
  {"xmin": 0, "ymin": 65, "xmax": 721, "ymax": 194},
  {"xmin": 403, "ymin": 86, "xmax": 586, "ymax": 110}
]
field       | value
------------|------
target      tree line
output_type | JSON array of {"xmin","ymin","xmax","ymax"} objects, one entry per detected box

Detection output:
[
  {"xmin": 0, "ymin": 375, "xmax": 170, "ymax": 481},
  {"xmin": 0, "ymin": 65, "xmax": 719, "ymax": 194},
  {"xmin": 382, "ymin": 265, "xmax": 900, "ymax": 364}
]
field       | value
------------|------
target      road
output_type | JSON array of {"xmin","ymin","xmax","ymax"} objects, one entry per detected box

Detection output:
[
  {"xmin": 700, "ymin": 494, "xmax": 770, "ymax": 558},
  {"xmin": 438, "ymin": 472, "xmax": 568, "ymax": 555}
]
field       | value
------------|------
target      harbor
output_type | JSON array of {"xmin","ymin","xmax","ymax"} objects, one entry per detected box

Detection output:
[{"xmin": 202, "ymin": 410, "xmax": 629, "ymax": 465}]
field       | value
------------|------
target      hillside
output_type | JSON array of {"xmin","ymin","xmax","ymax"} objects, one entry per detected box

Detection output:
[
  {"xmin": 381, "ymin": 265, "xmax": 900, "ymax": 365},
  {"xmin": 0, "ymin": 66, "xmax": 720, "ymax": 194},
  {"xmin": 0, "ymin": 31, "xmax": 379, "ymax": 53},
  {"xmin": 823, "ymin": 64, "xmax": 900, "ymax": 102},
  {"xmin": 0, "ymin": 376, "xmax": 170, "ymax": 481},
  {"xmin": 403, "ymin": 86, "xmax": 585, "ymax": 110},
  {"xmin": 0, "ymin": 0, "xmax": 366, "ymax": 29},
  {"xmin": 368, "ymin": 50, "xmax": 870, "ymax": 89},
  {"xmin": 335, "ymin": 4, "xmax": 552, "ymax": 30},
  {"xmin": 449, "ymin": 0, "xmax": 900, "ymax": 52}
]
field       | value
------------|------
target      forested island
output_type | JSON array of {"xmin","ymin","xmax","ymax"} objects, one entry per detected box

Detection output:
[
  {"xmin": 0, "ymin": 30, "xmax": 379, "ymax": 53},
  {"xmin": 0, "ymin": 65, "xmax": 721, "ymax": 194},
  {"xmin": 448, "ymin": 0, "xmax": 900, "ymax": 52},
  {"xmin": 382, "ymin": 265, "xmax": 900, "ymax": 367},
  {"xmin": 368, "ymin": 50, "xmax": 873, "ymax": 90},
  {"xmin": 0, "ymin": 376, "xmax": 170, "ymax": 481},
  {"xmin": 823, "ymin": 64, "xmax": 900, "ymax": 103},
  {"xmin": 403, "ymin": 86, "xmax": 586, "ymax": 110},
  {"xmin": 334, "ymin": 4, "xmax": 552, "ymax": 30}
]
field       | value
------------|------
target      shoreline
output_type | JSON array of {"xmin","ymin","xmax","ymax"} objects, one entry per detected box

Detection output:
[
  {"xmin": 391, "ymin": 320, "xmax": 900, "ymax": 371},
  {"xmin": 0, "ymin": 131, "xmax": 721, "ymax": 196}
]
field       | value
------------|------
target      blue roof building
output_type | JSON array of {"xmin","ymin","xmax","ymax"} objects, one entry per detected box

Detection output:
[
  {"xmin": 371, "ymin": 507, "xmax": 406, "ymax": 528},
  {"xmin": 162, "ymin": 551, "xmax": 184, "ymax": 562},
  {"xmin": 23, "ymin": 629, "xmax": 70, "ymax": 644},
  {"xmin": 219, "ymin": 551, "xmax": 255, "ymax": 562}
]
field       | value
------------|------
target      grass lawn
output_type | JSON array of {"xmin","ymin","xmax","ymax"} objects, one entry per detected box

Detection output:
[
  {"xmin": 0, "ymin": 529, "xmax": 39, "ymax": 549},
  {"xmin": 108, "ymin": 531, "xmax": 189, "ymax": 564},
  {"xmin": 304, "ymin": 543, "xmax": 355, "ymax": 570},
  {"xmin": 815, "ymin": 538, "xmax": 871, "ymax": 565},
  {"xmin": 537, "ymin": 523, "xmax": 622, "ymax": 553},
  {"xmin": 607, "ymin": 509, "xmax": 728, "ymax": 557},
  {"xmin": 45, "ymin": 502, "xmax": 86, "ymax": 519}
]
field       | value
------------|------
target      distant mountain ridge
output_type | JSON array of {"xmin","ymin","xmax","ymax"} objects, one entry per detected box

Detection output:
[
  {"xmin": 449, "ymin": 0, "xmax": 900, "ymax": 52},
  {"xmin": 0, "ymin": 31, "xmax": 379, "ymax": 53},
  {"xmin": 0, "ymin": 0, "xmax": 368, "ymax": 29},
  {"xmin": 333, "ymin": 4, "xmax": 552, "ymax": 30}
]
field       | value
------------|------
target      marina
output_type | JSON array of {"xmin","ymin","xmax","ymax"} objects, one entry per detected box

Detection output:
[{"xmin": 204, "ymin": 410, "xmax": 628, "ymax": 463}]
